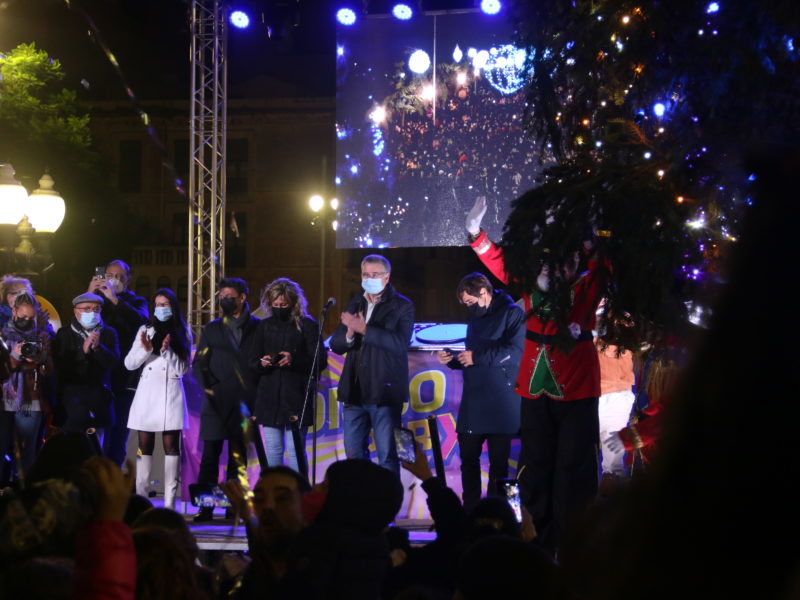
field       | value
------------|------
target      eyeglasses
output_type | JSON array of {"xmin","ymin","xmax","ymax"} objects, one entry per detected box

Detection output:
[
  {"xmin": 76, "ymin": 305, "xmax": 102, "ymax": 313},
  {"xmin": 361, "ymin": 271, "xmax": 387, "ymax": 279}
]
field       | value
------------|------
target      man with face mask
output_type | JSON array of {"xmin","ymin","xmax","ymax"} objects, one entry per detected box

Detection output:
[
  {"xmin": 329, "ymin": 255, "xmax": 415, "ymax": 474},
  {"xmin": 192, "ymin": 277, "xmax": 261, "ymax": 521},
  {"xmin": 87, "ymin": 260, "xmax": 149, "ymax": 465},
  {"xmin": 53, "ymin": 293, "xmax": 121, "ymax": 440},
  {"xmin": 465, "ymin": 196, "xmax": 608, "ymax": 551},
  {"xmin": 436, "ymin": 272, "xmax": 525, "ymax": 510}
]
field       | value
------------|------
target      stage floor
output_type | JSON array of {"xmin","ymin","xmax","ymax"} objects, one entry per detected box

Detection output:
[{"xmin": 163, "ymin": 501, "xmax": 437, "ymax": 551}]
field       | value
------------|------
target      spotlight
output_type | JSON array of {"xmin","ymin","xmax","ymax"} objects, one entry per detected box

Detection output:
[
  {"xmin": 336, "ymin": 7, "xmax": 357, "ymax": 25},
  {"xmin": 653, "ymin": 102, "xmax": 666, "ymax": 117},
  {"xmin": 229, "ymin": 10, "xmax": 250, "ymax": 29},
  {"xmin": 480, "ymin": 0, "xmax": 502, "ymax": 15},
  {"xmin": 706, "ymin": 2, "xmax": 720, "ymax": 13},
  {"xmin": 392, "ymin": 3, "xmax": 413, "ymax": 20}
]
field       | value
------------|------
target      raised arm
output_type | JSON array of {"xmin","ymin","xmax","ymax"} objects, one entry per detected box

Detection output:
[{"xmin": 466, "ymin": 196, "xmax": 510, "ymax": 284}]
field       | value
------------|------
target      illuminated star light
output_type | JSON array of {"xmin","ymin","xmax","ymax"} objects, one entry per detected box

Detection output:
[{"xmin": 409, "ymin": 49, "xmax": 431, "ymax": 74}]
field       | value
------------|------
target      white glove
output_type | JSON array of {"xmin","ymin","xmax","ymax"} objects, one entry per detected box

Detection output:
[
  {"xmin": 568, "ymin": 322, "xmax": 582, "ymax": 339},
  {"xmin": 603, "ymin": 433, "xmax": 624, "ymax": 454},
  {"xmin": 466, "ymin": 196, "xmax": 487, "ymax": 236}
]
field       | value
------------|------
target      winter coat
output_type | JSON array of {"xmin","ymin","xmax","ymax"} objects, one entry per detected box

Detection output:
[
  {"xmin": 447, "ymin": 289, "xmax": 524, "ymax": 435},
  {"xmin": 252, "ymin": 315, "xmax": 326, "ymax": 428},
  {"xmin": 125, "ymin": 325, "xmax": 190, "ymax": 432},
  {"xmin": 53, "ymin": 320, "xmax": 120, "ymax": 429},
  {"xmin": 192, "ymin": 312, "xmax": 260, "ymax": 440},
  {"xmin": 329, "ymin": 284, "xmax": 414, "ymax": 407}
]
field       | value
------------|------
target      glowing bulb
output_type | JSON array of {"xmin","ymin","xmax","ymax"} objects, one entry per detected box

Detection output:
[
  {"xmin": 309, "ymin": 195, "xmax": 324, "ymax": 212},
  {"xmin": 420, "ymin": 85, "xmax": 435, "ymax": 101},
  {"xmin": 480, "ymin": 0, "xmax": 502, "ymax": 15},
  {"xmin": 706, "ymin": 2, "xmax": 720, "ymax": 13},
  {"xmin": 392, "ymin": 3, "xmax": 413, "ymax": 20},
  {"xmin": 643, "ymin": 151, "xmax": 652, "ymax": 159},
  {"xmin": 653, "ymin": 102, "xmax": 666, "ymax": 117},
  {"xmin": 369, "ymin": 106, "xmax": 386, "ymax": 123},
  {"xmin": 330, "ymin": 198, "xmax": 339, "ymax": 210},
  {"xmin": 622, "ymin": 15, "xmax": 630, "ymax": 23},
  {"xmin": 229, "ymin": 10, "xmax": 250, "ymax": 28},
  {"xmin": 409, "ymin": 49, "xmax": 431, "ymax": 74},
  {"xmin": 456, "ymin": 72, "xmax": 467, "ymax": 85}
]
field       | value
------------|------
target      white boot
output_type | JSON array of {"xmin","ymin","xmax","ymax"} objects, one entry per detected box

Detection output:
[
  {"xmin": 164, "ymin": 454, "xmax": 181, "ymax": 510},
  {"xmin": 136, "ymin": 454, "xmax": 153, "ymax": 497}
]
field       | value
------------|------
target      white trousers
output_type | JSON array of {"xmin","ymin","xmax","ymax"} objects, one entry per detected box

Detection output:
[{"xmin": 598, "ymin": 390, "xmax": 636, "ymax": 475}]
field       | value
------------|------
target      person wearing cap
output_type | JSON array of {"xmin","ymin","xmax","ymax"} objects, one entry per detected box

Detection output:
[{"xmin": 53, "ymin": 293, "xmax": 120, "ymax": 440}]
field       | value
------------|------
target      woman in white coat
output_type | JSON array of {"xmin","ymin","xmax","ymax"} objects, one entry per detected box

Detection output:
[{"xmin": 125, "ymin": 288, "xmax": 192, "ymax": 509}]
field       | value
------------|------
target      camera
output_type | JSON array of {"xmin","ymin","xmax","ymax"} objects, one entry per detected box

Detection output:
[{"xmin": 20, "ymin": 341, "xmax": 42, "ymax": 359}]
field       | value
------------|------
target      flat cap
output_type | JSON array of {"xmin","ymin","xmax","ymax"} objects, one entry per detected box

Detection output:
[{"xmin": 72, "ymin": 292, "xmax": 104, "ymax": 306}]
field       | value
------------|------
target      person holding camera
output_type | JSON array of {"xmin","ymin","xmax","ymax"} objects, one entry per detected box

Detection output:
[
  {"xmin": 0, "ymin": 293, "xmax": 55, "ymax": 483},
  {"xmin": 54, "ymin": 293, "xmax": 120, "ymax": 441},
  {"xmin": 124, "ymin": 288, "xmax": 192, "ymax": 509},
  {"xmin": 253, "ymin": 278, "xmax": 326, "ymax": 473},
  {"xmin": 87, "ymin": 260, "xmax": 149, "ymax": 465}
]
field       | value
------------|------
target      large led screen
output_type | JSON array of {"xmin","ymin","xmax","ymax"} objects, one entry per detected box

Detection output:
[{"xmin": 335, "ymin": 11, "xmax": 543, "ymax": 248}]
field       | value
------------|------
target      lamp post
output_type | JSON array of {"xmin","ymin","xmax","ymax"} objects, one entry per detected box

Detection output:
[
  {"xmin": 0, "ymin": 163, "xmax": 66, "ymax": 275},
  {"xmin": 309, "ymin": 194, "xmax": 338, "ymax": 309}
]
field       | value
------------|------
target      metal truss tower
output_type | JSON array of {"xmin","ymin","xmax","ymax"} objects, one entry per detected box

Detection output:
[{"xmin": 188, "ymin": 0, "xmax": 227, "ymax": 340}]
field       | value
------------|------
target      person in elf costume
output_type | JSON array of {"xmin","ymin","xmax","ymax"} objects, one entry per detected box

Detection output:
[{"xmin": 465, "ymin": 196, "xmax": 610, "ymax": 550}]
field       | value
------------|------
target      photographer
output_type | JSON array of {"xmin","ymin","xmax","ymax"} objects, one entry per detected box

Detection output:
[{"xmin": 0, "ymin": 293, "xmax": 55, "ymax": 484}]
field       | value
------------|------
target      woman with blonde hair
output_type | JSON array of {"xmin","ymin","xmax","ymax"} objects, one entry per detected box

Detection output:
[{"xmin": 253, "ymin": 278, "xmax": 325, "ymax": 472}]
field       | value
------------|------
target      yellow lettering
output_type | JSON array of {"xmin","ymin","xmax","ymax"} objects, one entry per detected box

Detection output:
[{"xmin": 409, "ymin": 370, "xmax": 446, "ymax": 413}]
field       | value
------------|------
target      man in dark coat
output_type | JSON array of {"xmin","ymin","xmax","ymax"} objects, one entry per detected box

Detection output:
[
  {"xmin": 54, "ymin": 293, "xmax": 120, "ymax": 438},
  {"xmin": 438, "ymin": 272, "xmax": 525, "ymax": 509},
  {"xmin": 87, "ymin": 260, "xmax": 149, "ymax": 465},
  {"xmin": 329, "ymin": 255, "xmax": 414, "ymax": 474},
  {"xmin": 192, "ymin": 277, "xmax": 260, "ymax": 521}
]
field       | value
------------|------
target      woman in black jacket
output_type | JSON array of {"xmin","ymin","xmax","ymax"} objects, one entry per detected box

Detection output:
[
  {"xmin": 253, "ymin": 278, "xmax": 325, "ymax": 472},
  {"xmin": 438, "ymin": 273, "xmax": 525, "ymax": 510}
]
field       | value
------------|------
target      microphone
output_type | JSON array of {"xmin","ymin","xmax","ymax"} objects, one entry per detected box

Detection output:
[{"xmin": 322, "ymin": 297, "xmax": 336, "ymax": 312}]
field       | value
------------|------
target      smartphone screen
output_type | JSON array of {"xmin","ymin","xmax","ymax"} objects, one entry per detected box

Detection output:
[
  {"xmin": 499, "ymin": 478, "xmax": 523, "ymax": 522},
  {"xmin": 188, "ymin": 484, "xmax": 232, "ymax": 508},
  {"xmin": 94, "ymin": 266, "xmax": 106, "ymax": 278},
  {"xmin": 393, "ymin": 427, "xmax": 416, "ymax": 463}
]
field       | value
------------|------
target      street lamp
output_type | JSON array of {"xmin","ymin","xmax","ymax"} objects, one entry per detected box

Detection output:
[
  {"xmin": 309, "ymin": 194, "xmax": 339, "ymax": 309},
  {"xmin": 0, "ymin": 164, "xmax": 28, "ymax": 226},
  {"xmin": 26, "ymin": 173, "xmax": 66, "ymax": 233}
]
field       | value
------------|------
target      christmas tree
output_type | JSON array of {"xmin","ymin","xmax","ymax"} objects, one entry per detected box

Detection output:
[{"xmin": 501, "ymin": 0, "xmax": 799, "ymax": 347}]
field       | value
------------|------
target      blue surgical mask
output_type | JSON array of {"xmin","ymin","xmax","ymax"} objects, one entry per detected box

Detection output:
[
  {"xmin": 154, "ymin": 306, "xmax": 173, "ymax": 322},
  {"xmin": 79, "ymin": 311, "xmax": 101, "ymax": 329},
  {"xmin": 361, "ymin": 278, "xmax": 386, "ymax": 295}
]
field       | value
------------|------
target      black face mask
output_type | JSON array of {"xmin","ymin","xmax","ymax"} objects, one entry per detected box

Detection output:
[
  {"xmin": 467, "ymin": 303, "xmax": 488, "ymax": 318},
  {"xmin": 220, "ymin": 297, "xmax": 238, "ymax": 316},
  {"xmin": 14, "ymin": 318, "xmax": 34, "ymax": 331},
  {"xmin": 272, "ymin": 307, "xmax": 292, "ymax": 322}
]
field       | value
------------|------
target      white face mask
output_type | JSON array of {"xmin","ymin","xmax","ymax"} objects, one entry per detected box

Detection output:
[
  {"xmin": 80, "ymin": 311, "xmax": 101, "ymax": 329},
  {"xmin": 536, "ymin": 273, "xmax": 549, "ymax": 293},
  {"xmin": 108, "ymin": 277, "xmax": 124, "ymax": 294},
  {"xmin": 362, "ymin": 278, "xmax": 386, "ymax": 295}
]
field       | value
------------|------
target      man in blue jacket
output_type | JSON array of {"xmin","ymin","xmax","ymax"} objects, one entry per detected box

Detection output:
[
  {"xmin": 330, "ymin": 255, "xmax": 415, "ymax": 474},
  {"xmin": 438, "ymin": 272, "xmax": 525, "ymax": 509}
]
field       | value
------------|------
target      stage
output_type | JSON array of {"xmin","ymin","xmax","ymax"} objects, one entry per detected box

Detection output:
[{"xmin": 161, "ymin": 501, "xmax": 437, "ymax": 551}]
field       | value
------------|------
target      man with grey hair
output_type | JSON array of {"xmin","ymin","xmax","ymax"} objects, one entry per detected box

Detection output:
[{"xmin": 330, "ymin": 254, "xmax": 415, "ymax": 474}]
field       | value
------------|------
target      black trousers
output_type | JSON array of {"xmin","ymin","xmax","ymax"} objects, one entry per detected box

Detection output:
[
  {"xmin": 457, "ymin": 432, "xmax": 513, "ymax": 511},
  {"xmin": 197, "ymin": 435, "xmax": 247, "ymax": 486},
  {"xmin": 519, "ymin": 395, "xmax": 599, "ymax": 550}
]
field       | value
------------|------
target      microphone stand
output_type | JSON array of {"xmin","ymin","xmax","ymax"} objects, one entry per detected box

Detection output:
[{"xmin": 298, "ymin": 301, "xmax": 332, "ymax": 485}]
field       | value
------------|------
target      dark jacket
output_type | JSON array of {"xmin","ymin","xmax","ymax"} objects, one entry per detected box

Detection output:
[
  {"xmin": 100, "ymin": 288, "xmax": 149, "ymax": 391},
  {"xmin": 252, "ymin": 315, "xmax": 326, "ymax": 428},
  {"xmin": 192, "ymin": 312, "xmax": 260, "ymax": 440},
  {"xmin": 329, "ymin": 283, "xmax": 414, "ymax": 407},
  {"xmin": 53, "ymin": 320, "xmax": 120, "ymax": 429},
  {"xmin": 447, "ymin": 289, "xmax": 524, "ymax": 435}
]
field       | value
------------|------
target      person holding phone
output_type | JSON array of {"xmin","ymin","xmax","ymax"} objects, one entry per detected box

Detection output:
[
  {"xmin": 253, "ymin": 278, "xmax": 325, "ymax": 472},
  {"xmin": 124, "ymin": 288, "xmax": 192, "ymax": 509},
  {"xmin": 86, "ymin": 260, "xmax": 149, "ymax": 465},
  {"xmin": 437, "ymin": 272, "xmax": 525, "ymax": 510}
]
